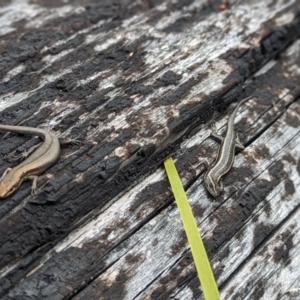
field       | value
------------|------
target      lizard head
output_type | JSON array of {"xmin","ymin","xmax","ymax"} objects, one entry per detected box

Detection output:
[
  {"xmin": 204, "ymin": 175, "xmax": 222, "ymax": 198},
  {"xmin": 0, "ymin": 169, "xmax": 22, "ymax": 198}
]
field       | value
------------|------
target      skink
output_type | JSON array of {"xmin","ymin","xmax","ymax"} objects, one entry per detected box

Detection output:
[
  {"xmin": 0, "ymin": 125, "xmax": 61, "ymax": 198},
  {"xmin": 203, "ymin": 96, "xmax": 253, "ymax": 197}
]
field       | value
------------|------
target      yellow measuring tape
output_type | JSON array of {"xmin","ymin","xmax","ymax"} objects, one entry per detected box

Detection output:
[{"xmin": 164, "ymin": 157, "xmax": 220, "ymax": 300}]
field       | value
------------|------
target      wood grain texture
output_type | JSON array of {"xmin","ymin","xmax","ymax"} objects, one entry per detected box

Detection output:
[{"xmin": 0, "ymin": 0, "xmax": 299, "ymax": 299}]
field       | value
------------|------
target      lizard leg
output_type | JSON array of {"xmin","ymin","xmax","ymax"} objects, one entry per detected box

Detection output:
[
  {"xmin": 210, "ymin": 132, "xmax": 224, "ymax": 143},
  {"xmin": 28, "ymin": 175, "xmax": 39, "ymax": 195},
  {"xmin": 59, "ymin": 136, "xmax": 82, "ymax": 146},
  {"xmin": 13, "ymin": 143, "xmax": 42, "ymax": 161},
  {"xmin": 210, "ymin": 122, "xmax": 224, "ymax": 143},
  {"xmin": 199, "ymin": 159, "xmax": 209, "ymax": 170}
]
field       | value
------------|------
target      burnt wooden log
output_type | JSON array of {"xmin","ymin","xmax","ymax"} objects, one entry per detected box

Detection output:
[{"xmin": 0, "ymin": 0, "xmax": 300, "ymax": 299}]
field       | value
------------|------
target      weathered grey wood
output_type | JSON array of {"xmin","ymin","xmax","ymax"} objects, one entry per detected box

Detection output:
[
  {"xmin": 71, "ymin": 99, "xmax": 300, "ymax": 299},
  {"xmin": 0, "ymin": 0, "xmax": 299, "ymax": 299},
  {"xmin": 4, "ymin": 38, "xmax": 300, "ymax": 300}
]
